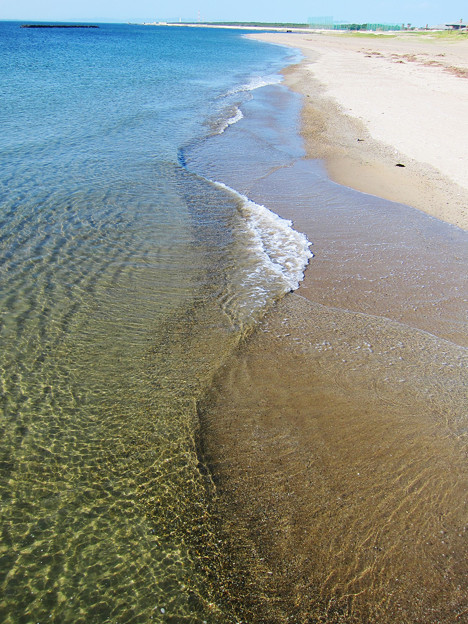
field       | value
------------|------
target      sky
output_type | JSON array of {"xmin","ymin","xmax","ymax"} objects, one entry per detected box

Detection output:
[{"xmin": 0, "ymin": 1, "xmax": 466, "ymax": 27}]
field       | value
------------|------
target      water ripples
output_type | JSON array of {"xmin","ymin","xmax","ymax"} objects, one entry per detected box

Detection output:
[{"xmin": 0, "ymin": 161, "xmax": 248, "ymax": 622}]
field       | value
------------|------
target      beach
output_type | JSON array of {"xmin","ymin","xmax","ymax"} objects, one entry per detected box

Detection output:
[
  {"xmin": 250, "ymin": 30, "xmax": 468, "ymax": 230},
  {"xmin": 197, "ymin": 30, "xmax": 468, "ymax": 623}
]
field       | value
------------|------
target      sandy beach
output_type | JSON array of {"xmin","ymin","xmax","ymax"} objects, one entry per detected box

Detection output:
[
  {"xmin": 250, "ymin": 31, "xmax": 468, "ymax": 230},
  {"xmin": 197, "ymin": 30, "xmax": 468, "ymax": 623}
]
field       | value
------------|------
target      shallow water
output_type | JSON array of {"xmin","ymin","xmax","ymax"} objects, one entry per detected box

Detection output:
[
  {"xmin": 199, "ymin": 294, "xmax": 467, "ymax": 623},
  {"xmin": 0, "ymin": 162, "xmax": 243, "ymax": 623},
  {"xmin": 0, "ymin": 23, "xmax": 308, "ymax": 623},
  {"xmin": 186, "ymin": 83, "xmax": 468, "ymax": 346}
]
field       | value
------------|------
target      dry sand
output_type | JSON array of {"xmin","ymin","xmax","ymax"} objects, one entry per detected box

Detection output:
[{"xmin": 250, "ymin": 31, "xmax": 468, "ymax": 230}]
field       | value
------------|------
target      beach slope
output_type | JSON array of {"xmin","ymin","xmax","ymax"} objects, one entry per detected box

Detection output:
[{"xmin": 250, "ymin": 31, "xmax": 468, "ymax": 229}]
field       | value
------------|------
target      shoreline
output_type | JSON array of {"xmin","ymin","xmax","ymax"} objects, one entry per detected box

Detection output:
[
  {"xmin": 195, "ymin": 30, "xmax": 468, "ymax": 622},
  {"xmin": 249, "ymin": 31, "xmax": 468, "ymax": 230},
  {"xmin": 142, "ymin": 22, "xmax": 311, "ymax": 32}
]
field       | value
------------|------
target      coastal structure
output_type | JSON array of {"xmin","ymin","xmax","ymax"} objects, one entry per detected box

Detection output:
[{"xmin": 445, "ymin": 21, "xmax": 466, "ymax": 30}]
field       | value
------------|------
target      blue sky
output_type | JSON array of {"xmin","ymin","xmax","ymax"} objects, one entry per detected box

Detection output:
[{"xmin": 1, "ymin": 1, "xmax": 466, "ymax": 26}]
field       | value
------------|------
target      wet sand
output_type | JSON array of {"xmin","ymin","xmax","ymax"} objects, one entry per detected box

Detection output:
[
  {"xmin": 199, "ymin": 193, "xmax": 468, "ymax": 622},
  {"xmin": 197, "ymin": 32, "xmax": 468, "ymax": 623}
]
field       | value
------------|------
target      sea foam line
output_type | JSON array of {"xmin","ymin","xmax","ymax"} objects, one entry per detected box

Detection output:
[
  {"xmin": 214, "ymin": 181, "xmax": 312, "ymax": 295},
  {"xmin": 217, "ymin": 107, "xmax": 244, "ymax": 134},
  {"xmin": 226, "ymin": 74, "xmax": 283, "ymax": 96}
]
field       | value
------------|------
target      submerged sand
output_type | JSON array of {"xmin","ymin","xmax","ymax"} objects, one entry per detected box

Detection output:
[
  {"xmin": 201, "ymin": 296, "xmax": 467, "ymax": 623},
  {"xmin": 198, "ymin": 31, "xmax": 468, "ymax": 623}
]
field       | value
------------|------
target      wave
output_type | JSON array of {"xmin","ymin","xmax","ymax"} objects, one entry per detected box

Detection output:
[
  {"xmin": 217, "ymin": 106, "xmax": 244, "ymax": 134},
  {"xmin": 213, "ymin": 181, "xmax": 312, "ymax": 324},
  {"xmin": 212, "ymin": 72, "xmax": 283, "ymax": 136},
  {"xmin": 226, "ymin": 73, "xmax": 283, "ymax": 96}
]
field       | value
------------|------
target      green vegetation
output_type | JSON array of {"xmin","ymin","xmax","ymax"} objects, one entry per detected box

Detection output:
[
  {"xmin": 332, "ymin": 29, "xmax": 467, "ymax": 40},
  {"xmin": 333, "ymin": 23, "xmax": 401, "ymax": 31},
  {"xmin": 412, "ymin": 29, "xmax": 468, "ymax": 40},
  {"xmin": 332, "ymin": 31, "xmax": 397, "ymax": 38}
]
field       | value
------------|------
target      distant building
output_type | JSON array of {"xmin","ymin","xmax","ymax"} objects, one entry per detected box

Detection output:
[{"xmin": 445, "ymin": 22, "xmax": 467, "ymax": 30}]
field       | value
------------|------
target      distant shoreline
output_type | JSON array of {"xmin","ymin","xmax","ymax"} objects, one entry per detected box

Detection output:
[
  {"xmin": 142, "ymin": 22, "xmax": 463, "ymax": 35},
  {"xmin": 142, "ymin": 22, "xmax": 311, "ymax": 32}
]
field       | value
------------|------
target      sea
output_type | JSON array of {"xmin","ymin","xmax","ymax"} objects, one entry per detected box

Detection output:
[{"xmin": 0, "ymin": 21, "xmax": 310, "ymax": 623}]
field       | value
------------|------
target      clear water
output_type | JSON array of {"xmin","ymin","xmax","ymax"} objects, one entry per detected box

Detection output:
[{"xmin": 0, "ymin": 23, "xmax": 309, "ymax": 623}]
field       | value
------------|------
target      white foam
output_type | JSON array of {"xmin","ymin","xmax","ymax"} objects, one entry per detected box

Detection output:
[
  {"xmin": 217, "ymin": 107, "xmax": 244, "ymax": 134},
  {"xmin": 213, "ymin": 182, "xmax": 312, "ymax": 320},
  {"xmin": 227, "ymin": 74, "xmax": 283, "ymax": 96}
]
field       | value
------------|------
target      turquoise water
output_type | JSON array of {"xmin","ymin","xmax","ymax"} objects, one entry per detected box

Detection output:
[{"xmin": 0, "ymin": 23, "xmax": 310, "ymax": 622}]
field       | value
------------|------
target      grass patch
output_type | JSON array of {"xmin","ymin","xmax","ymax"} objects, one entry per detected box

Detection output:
[
  {"xmin": 399, "ymin": 30, "xmax": 468, "ymax": 41},
  {"xmin": 331, "ymin": 31, "xmax": 396, "ymax": 38},
  {"xmin": 325, "ymin": 29, "xmax": 467, "ymax": 41},
  {"xmin": 426, "ymin": 30, "xmax": 467, "ymax": 40}
]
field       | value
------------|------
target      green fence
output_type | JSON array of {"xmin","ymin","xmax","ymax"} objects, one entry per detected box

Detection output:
[{"xmin": 309, "ymin": 18, "xmax": 402, "ymax": 31}]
